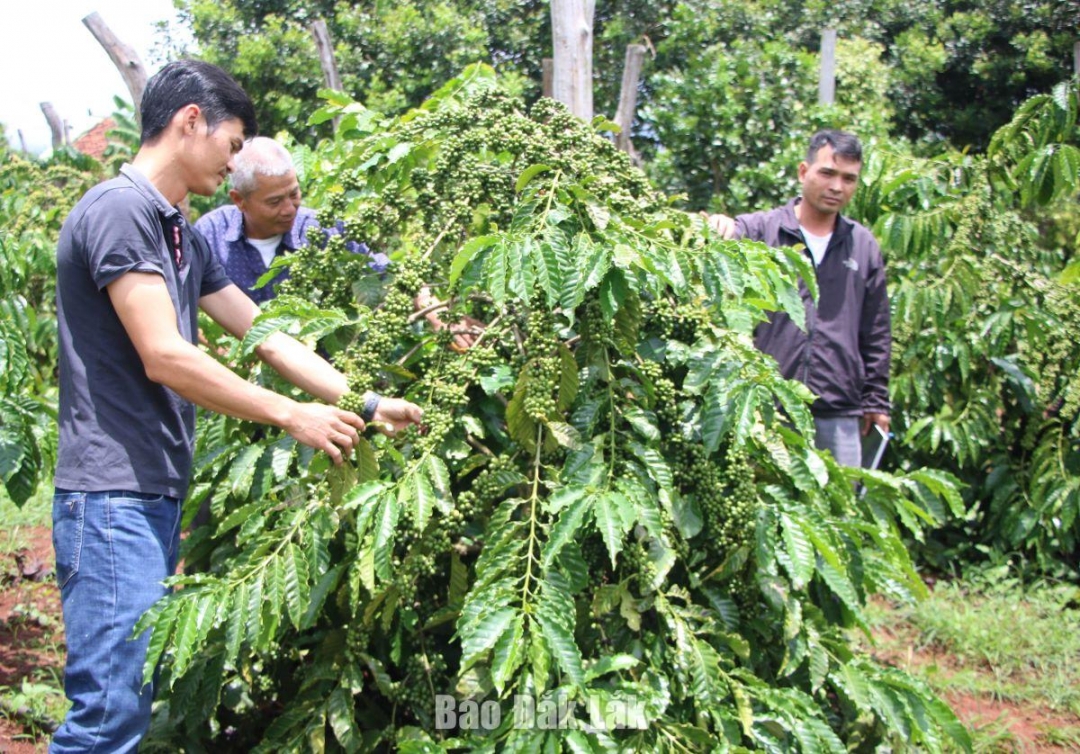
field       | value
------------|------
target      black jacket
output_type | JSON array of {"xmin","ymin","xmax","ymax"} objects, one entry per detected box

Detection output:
[{"xmin": 735, "ymin": 198, "xmax": 891, "ymax": 417}]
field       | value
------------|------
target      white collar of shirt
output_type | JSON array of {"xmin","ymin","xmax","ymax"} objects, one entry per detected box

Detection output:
[
  {"xmin": 248, "ymin": 234, "xmax": 283, "ymax": 269},
  {"xmin": 799, "ymin": 225, "xmax": 832, "ymax": 267}
]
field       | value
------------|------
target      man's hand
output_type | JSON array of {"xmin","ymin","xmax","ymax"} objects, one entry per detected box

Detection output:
[
  {"xmin": 415, "ymin": 286, "xmax": 485, "ymax": 351},
  {"xmin": 704, "ymin": 212, "xmax": 737, "ymax": 240},
  {"xmin": 861, "ymin": 412, "xmax": 890, "ymax": 437},
  {"xmin": 370, "ymin": 396, "xmax": 424, "ymax": 436},
  {"xmin": 282, "ymin": 403, "xmax": 366, "ymax": 465},
  {"xmin": 432, "ymin": 313, "xmax": 485, "ymax": 352}
]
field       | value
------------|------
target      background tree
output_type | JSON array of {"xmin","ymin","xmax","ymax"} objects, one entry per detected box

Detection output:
[{"xmin": 175, "ymin": 0, "xmax": 673, "ymax": 140}]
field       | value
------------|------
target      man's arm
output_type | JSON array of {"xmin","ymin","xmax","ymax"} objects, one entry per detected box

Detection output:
[
  {"xmin": 200, "ymin": 282, "xmax": 424, "ymax": 433},
  {"xmin": 200, "ymin": 282, "xmax": 349, "ymax": 403},
  {"xmin": 108, "ymin": 272, "xmax": 363, "ymax": 464}
]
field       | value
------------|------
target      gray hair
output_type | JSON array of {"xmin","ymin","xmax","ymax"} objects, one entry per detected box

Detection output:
[{"xmin": 230, "ymin": 136, "xmax": 295, "ymax": 196}]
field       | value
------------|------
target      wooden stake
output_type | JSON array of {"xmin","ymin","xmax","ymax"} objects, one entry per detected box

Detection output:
[
  {"xmin": 542, "ymin": 58, "xmax": 554, "ymax": 99},
  {"xmin": 614, "ymin": 43, "xmax": 646, "ymax": 159},
  {"xmin": 83, "ymin": 12, "xmax": 148, "ymax": 119},
  {"xmin": 311, "ymin": 20, "xmax": 343, "ymax": 91},
  {"xmin": 551, "ymin": 0, "xmax": 595, "ymax": 120},
  {"xmin": 40, "ymin": 103, "xmax": 64, "ymax": 150},
  {"xmin": 818, "ymin": 29, "xmax": 837, "ymax": 106}
]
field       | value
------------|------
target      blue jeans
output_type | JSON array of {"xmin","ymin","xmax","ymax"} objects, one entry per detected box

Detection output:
[
  {"xmin": 813, "ymin": 416, "xmax": 862, "ymax": 468},
  {"xmin": 50, "ymin": 489, "xmax": 181, "ymax": 753}
]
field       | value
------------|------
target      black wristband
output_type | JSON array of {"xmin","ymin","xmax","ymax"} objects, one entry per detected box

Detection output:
[{"xmin": 361, "ymin": 392, "xmax": 382, "ymax": 423}]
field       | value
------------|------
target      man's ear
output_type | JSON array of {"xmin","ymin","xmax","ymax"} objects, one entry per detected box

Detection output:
[
  {"xmin": 797, "ymin": 161, "xmax": 809, "ymax": 182},
  {"xmin": 173, "ymin": 104, "xmax": 202, "ymax": 136},
  {"xmin": 228, "ymin": 188, "xmax": 245, "ymax": 208}
]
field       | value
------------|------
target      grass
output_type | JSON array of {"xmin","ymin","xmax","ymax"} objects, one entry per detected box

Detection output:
[
  {"xmin": 858, "ymin": 565, "xmax": 1080, "ymax": 750},
  {"xmin": 0, "ymin": 483, "xmax": 52, "ymax": 557}
]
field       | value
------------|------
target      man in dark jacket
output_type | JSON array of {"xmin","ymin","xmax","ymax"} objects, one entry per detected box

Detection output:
[{"xmin": 710, "ymin": 130, "xmax": 890, "ymax": 466}]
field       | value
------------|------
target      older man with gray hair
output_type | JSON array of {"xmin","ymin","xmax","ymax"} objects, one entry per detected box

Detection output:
[{"xmin": 195, "ymin": 136, "xmax": 387, "ymax": 303}]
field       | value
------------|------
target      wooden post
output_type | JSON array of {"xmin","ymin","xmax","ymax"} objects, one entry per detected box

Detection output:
[
  {"xmin": 83, "ymin": 12, "xmax": 148, "ymax": 119},
  {"xmin": 40, "ymin": 103, "xmax": 65, "ymax": 149},
  {"xmin": 542, "ymin": 58, "xmax": 554, "ymax": 99},
  {"xmin": 818, "ymin": 28, "xmax": 837, "ymax": 106},
  {"xmin": 310, "ymin": 20, "xmax": 343, "ymax": 91},
  {"xmin": 1074, "ymin": 40, "xmax": 1079, "ymax": 77},
  {"xmin": 310, "ymin": 20, "xmax": 343, "ymax": 131},
  {"xmin": 613, "ymin": 43, "xmax": 646, "ymax": 158},
  {"xmin": 551, "ymin": 0, "xmax": 595, "ymax": 120}
]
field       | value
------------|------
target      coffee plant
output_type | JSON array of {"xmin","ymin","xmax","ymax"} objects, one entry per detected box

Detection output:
[
  {"xmin": 0, "ymin": 147, "xmax": 100, "ymax": 505},
  {"xmin": 139, "ymin": 66, "xmax": 968, "ymax": 752},
  {"xmin": 847, "ymin": 79, "xmax": 1080, "ymax": 571}
]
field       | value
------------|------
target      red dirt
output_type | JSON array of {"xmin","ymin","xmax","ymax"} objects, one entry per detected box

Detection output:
[
  {"xmin": 867, "ymin": 604, "xmax": 1080, "ymax": 752},
  {"xmin": 0, "ymin": 526, "xmax": 63, "ymax": 753},
  {"xmin": 944, "ymin": 693, "xmax": 1078, "ymax": 753}
]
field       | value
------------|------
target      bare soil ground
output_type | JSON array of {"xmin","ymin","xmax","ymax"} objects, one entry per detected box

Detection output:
[
  {"xmin": 864, "ymin": 598, "xmax": 1080, "ymax": 752},
  {"xmin": 0, "ymin": 526, "xmax": 62, "ymax": 754}
]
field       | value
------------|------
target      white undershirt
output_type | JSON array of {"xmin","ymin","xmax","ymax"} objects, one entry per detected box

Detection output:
[
  {"xmin": 799, "ymin": 226, "xmax": 832, "ymax": 267},
  {"xmin": 248, "ymin": 234, "xmax": 283, "ymax": 269}
]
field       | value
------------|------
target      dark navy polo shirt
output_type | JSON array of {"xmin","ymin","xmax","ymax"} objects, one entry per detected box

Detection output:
[{"xmin": 54, "ymin": 164, "xmax": 232, "ymax": 499}]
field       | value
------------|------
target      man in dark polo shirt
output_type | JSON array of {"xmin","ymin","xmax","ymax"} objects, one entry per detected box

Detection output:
[
  {"xmin": 194, "ymin": 136, "xmax": 389, "ymax": 303},
  {"xmin": 51, "ymin": 61, "xmax": 421, "ymax": 753}
]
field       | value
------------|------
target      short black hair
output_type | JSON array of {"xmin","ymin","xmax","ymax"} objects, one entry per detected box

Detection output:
[
  {"xmin": 140, "ymin": 60, "xmax": 257, "ymax": 144},
  {"xmin": 807, "ymin": 130, "xmax": 862, "ymax": 164}
]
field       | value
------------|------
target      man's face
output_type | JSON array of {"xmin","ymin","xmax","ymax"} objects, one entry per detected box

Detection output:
[
  {"xmin": 231, "ymin": 170, "xmax": 302, "ymax": 240},
  {"xmin": 185, "ymin": 115, "xmax": 245, "ymax": 197},
  {"xmin": 797, "ymin": 144, "xmax": 861, "ymax": 217}
]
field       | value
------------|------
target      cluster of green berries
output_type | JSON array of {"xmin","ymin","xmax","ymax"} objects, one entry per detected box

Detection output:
[
  {"xmin": 652, "ymin": 298, "xmax": 710, "ymax": 344},
  {"xmin": 454, "ymin": 454, "xmax": 522, "ymax": 522},
  {"xmin": 622, "ymin": 539, "xmax": 659, "ymax": 593},
  {"xmin": 638, "ymin": 359, "xmax": 679, "ymax": 426},
  {"xmin": 386, "ymin": 653, "xmax": 448, "ymax": 711},
  {"xmin": 520, "ymin": 309, "xmax": 562, "ymax": 421},
  {"xmin": 676, "ymin": 442, "xmax": 759, "ymax": 565},
  {"xmin": 393, "ymin": 549, "xmax": 439, "ymax": 606},
  {"xmin": 581, "ymin": 299, "xmax": 614, "ymax": 345}
]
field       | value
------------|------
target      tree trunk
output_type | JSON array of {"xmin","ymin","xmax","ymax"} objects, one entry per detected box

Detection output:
[
  {"xmin": 1074, "ymin": 40, "xmax": 1079, "ymax": 77},
  {"xmin": 310, "ymin": 19, "xmax": 343, "ymax": 131},
  {"xmin": 83, "ymin": 12, "xmax": 148, "ymax": 120},
  {"xmin": 541, "ymin": 58, "xmax": 554, "ymax": 99},
  {"xmin": 310, "ymin": 20, "xmax": 343, "ymax": 91},
  {"xmin": 40, "ymin": 103, "xmax": 65, "ymax": 149},
  {"xmin": 613, "ymin": 43, "xmax": 646, "ymax": 161},
  {"xmin": 17, "ymin": 129, "xmax": 29, "ymax": 155},
  {"xmin": 818, "ymin": 29, "xmax": 837, "ymax": 106},
  {"xmin": 550, "ymin": 0, "xmax": 595, "ymax": 120}
]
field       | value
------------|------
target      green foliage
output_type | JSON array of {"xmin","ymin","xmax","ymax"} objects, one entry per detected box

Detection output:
[
  {"xmin": 102, "ymin": 96, "xmax": 141, "ymax": 175},
  {"xmin": 643, "ymin": 8, "xmax": 898, "ymax": 213},
  {"xmin": 142, "ymin": 69, "xmax": 966, "ymax": 752},
  {"xmin": 177, "ymin": 0, "xmax": 673, "ymax": 140},
  {"xmin": 847, "ymin": 80, "xmax": 1080, "ymax": 569},
  {"xmin": 0, "ymin": 146, "xmax": 100, "ymax": 506}
]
